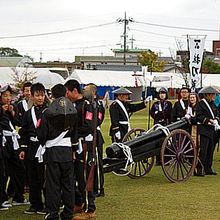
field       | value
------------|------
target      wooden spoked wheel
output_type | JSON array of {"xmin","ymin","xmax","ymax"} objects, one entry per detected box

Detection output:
[
  {"xmin": 123, "ymin": 128, "xmax": 155, "ymax": 179},
  {"xmin": 161, "ymin": 129, "xmax": 197, "ymax": 183}
]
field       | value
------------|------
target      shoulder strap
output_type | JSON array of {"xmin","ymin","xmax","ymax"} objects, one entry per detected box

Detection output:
[
  {"xmin": 31, "ymin": 106, "xmax": 37, "ymax": 128},
  {"xmin": 115, "ymin": 99, "xmax": 129, "ymax": 120},
  {"xmin": 202, "ymin": 98, "xmax": 215, "ymax": 119}
]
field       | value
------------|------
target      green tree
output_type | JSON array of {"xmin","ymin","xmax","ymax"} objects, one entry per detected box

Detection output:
[
  {"xmin": 0, "ymin": 47, "xmax": 22, "ymax": 57},
  {"xmin": 137, "ymin": 50, "xmax": 165, "ymax": 72},
  {"xmin": 202, "ymin": 58, "xmax": 220, "ymax": 74}
]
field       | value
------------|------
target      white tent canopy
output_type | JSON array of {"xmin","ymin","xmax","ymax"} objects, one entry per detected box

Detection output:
[
  {"xmin": 68, "ymin": 70, "xmax": 140, "ymax": 87},
  {"xmin": 0, "ymin": 67, "xmax": 64, "ymax": 89},
  {"xmin": 68, "ymin": 70, "xmax": 188, "ymax": 88}
]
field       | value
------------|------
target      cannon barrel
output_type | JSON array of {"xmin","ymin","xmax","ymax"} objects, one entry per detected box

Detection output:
[{"xmin": 106, "ymin": 118, "xmax": 189, "ymax": 159}]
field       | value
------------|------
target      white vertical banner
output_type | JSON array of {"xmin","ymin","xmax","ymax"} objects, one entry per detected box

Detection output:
[{"xmin": 189, "ymin": 36, "xmax": 206, "ymax": 88}]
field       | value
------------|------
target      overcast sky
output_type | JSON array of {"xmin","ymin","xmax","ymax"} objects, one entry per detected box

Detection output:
[{"xmin": 1, "ymin": 0, "xmax": 220, "ymax": 62}]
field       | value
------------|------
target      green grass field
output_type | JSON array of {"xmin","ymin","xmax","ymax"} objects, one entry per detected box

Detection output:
[{"xmin": 1, "ymin": 107, "xmax": 220, "ymax": 220}]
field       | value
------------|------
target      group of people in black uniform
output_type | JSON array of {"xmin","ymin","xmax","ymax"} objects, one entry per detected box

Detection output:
[
  {"xmin": 0, "ymin": 80, "xmax": 219, "ymax": 220},
  {"xmin": 110, "ymin": 85, "xmax": 220, "ymax": 177},
  {"xmin": 0, "ymin": 80, "xmax": 105, "ymax": 220}
]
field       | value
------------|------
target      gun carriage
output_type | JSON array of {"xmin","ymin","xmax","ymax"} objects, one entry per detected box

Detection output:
[{"xmin": 103, "ymin": 118, "xmax": 197, "ymax": 183}]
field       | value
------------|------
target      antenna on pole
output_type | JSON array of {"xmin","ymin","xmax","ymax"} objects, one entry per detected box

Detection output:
[{"xmin": 117, "ymin": 12, "xmax": 134, "ymax": 65}]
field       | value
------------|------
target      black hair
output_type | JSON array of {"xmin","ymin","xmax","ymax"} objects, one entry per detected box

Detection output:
[
  {"xmin": 180, "ymin": 87, "xmax": 190, "ymax": 92},
  {"xmin": 64, "ymin": 79, "xmax": 81, "ymax": 94},
  {"xmin": 22, "ymin": 82, "xmax": 32, "ymax": 91},
  {"xmin": 51, "ymin": 84, "xmax": 66, "ymax": 99},
  {"xmin": 31, "ymin": 83, "xmax": 45, "ymax": 95}
]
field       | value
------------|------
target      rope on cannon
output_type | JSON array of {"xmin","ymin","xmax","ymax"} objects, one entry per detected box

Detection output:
[
  {"xmin": 112, "ymin": 142, "xmax": 134, "ymax": 176},
  {"xmin": 112, "ymin": 124, "xmax": 171, "ymax": 177}
]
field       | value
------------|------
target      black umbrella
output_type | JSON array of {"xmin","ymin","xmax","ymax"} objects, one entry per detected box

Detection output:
[{"xmin": 199, "ymin": 86, "xmax": 220, "ymax": 94}]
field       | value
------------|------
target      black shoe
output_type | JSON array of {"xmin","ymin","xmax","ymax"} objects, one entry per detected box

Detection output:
[
  {"xmin": 36, "ymin": 208, "xmax": 47, "ymax": 215},
  {"xmin": 205, "ymin": 170, "xmax": 217, "ymax": 175},
  {"xmin": 96, "ymin": 192, "xmax": 105, "ymax": 197},
  {"xmin": 0, "ymin": 205, "xmax": 9, "ymax": 211},
  {"xmin": 194, "ymin": 171, "xmax": 205, "ymax": 177},
  {"xmin": 24, "ymin": 207, "xmax": 37, "ymax": 214}
]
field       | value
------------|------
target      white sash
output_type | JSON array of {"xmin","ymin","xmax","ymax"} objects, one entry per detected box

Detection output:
[
  {"xmin": 186, "ymin": 106, "xmax": 194, "ymax": 116},
  {"xmin": 158, "ymin": 102, "xmax": 162, "ymax": 112},
  {"xmin": 35, "ymin": 130, "xmax": 70, "ymax": 163},
  {"xmin": 180, "ymin": 99, "xmax": 186, "ymax": 110},
  {"xmin": 115, "ymin": 99, "xmax": 131, "ymax": 131},
  {"xmin": 22, "ymin": 100, "xmax": 28, "ymax": 112},
  {"xmin": 2, "ymin": 121, "xmax": 20, "ymax": 150},
  {"xmin": 202, "ymin": 98, "xmax": 215, "ymax": 119},
  {"xmin": 31, "ymin": 106, "xmax": 37, "ymax": 128}
]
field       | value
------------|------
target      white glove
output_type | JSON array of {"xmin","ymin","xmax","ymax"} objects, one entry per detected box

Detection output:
[
  {"xmin": 115, "ymin": 131, "xmax": 121, "ymax": 140},
  {"xmin": 184, "ymin": 114, "xmax": 191, "ymax": 120},
  {"xmin": 85, "ymin": 134, "xmax": 93, "ymax": 142},
  {"xmin": 213, "ymin": 119, "xmax": 220, "ymax": 131},
  {"xmin": 145, "ymin": 95, "xmax": 153, "ymax": 103}
]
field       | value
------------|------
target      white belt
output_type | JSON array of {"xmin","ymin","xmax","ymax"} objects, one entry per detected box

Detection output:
[
  {"xmin": 45, "ymin": 137, "xmax": 71, "ymax": 148},
  {"xmin": 119, "ymin": 121, "xmax": 131, "ymax": 131},
  {"xmin": 30, "ymin": 136, "xmax": 39, "ymax": 142},
  {"xmin": 35, "ymin": 130, "xmax": 69, "ymax": 163},
  {"xmin": 2, "ymin": 130, "xmax": 20, "ymax": 150},
  {"xmin": 119, "ymin": 121, "xmax": 129, "ymax": 125}
]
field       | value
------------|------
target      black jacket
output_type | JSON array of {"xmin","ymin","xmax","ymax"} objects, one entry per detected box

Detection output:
[
  {"xmin": 109, "ymin": 100, "xmax": 146, "ymax": 138},
  {"xmin": 172, "ymin": 99, "xmax": 188, "ymax": 122},
  {"xmin": 36, "ymin": 105, "xmax": 78, "ymax": 163},
  {"xmin": 19, "ymin": 104, "xmax": 47, "ymax": 160},
  {"xmin": 196, "ymin": 99, "xmax": 220, "ymax": 138},
  {"xmin": 74, "ymin": 98, "xmax": 93, "ymax": 138},
  {"xmin": 150, "ymin": 100, "xmax": 172, "ymax": 125}
]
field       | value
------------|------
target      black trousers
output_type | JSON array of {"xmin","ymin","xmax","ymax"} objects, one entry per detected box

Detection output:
[
  {"xmin": 45, "ymin": 161, "xmax": 74, "ymax": 220},
  {"xmin": 75, "ymin": 145, "xmax": 96, "ymax": 212},
  {"xmin": 27, "ymin": 159, "xmax": 45, "ymax": 211},
  {"xmin": 7, "ymin": 155, "xmax": 25, "ymax": 202},
  {"xmin": 94, "ymin": 146, "xmax": 104, "ymax": 195},
  {"xmin": 0, "ymin": 159, "xmax": 5, "ymax": 205},
  {"xmin": 199, "ymin": 135, "xmax": 216, "ymax": 172}
]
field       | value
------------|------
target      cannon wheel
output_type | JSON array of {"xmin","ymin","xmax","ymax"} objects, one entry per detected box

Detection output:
[
  {"xmin": 161, "ymin": 129, "xmax": 197, "ymax": 183},
  {"xmin": 122, "ymin": 128, "xmax": 155, "ymax": 179}
]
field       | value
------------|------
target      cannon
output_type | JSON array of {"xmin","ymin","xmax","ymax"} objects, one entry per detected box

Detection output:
[{"xmin": 103, "ymin": 118, "xmax": 197, "ymax": 183}]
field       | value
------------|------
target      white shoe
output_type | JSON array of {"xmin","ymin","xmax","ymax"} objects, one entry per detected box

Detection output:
[
  {"xmin": 12, "ymin": 199, "xmax": 30, "ymax": 206},
  {"xmin": 1, "ymin": 201, "xmax": 12, "ymax": 208}
]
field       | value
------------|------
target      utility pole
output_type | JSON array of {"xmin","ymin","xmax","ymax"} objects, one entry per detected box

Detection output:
[
  {"xmin": 40, "ymin": 52, "xmax": 42, "ymax": 62},
  {"xmin": 117, "ymin": 12, "xmax": 134, "ymax": 65},
  {"xmin": 130, "ymin": 35, "xmax": 135, "ymax": 49}
]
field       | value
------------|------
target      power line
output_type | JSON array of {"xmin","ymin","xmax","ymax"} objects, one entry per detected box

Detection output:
[
  {"xmin": 20, "ymin": 43, "xmax": 115, "ymax": 53},
  {"xmin": 131, "ymin": 28, "xmax": 185, "ymax": 39},
  {"xmin": 135, "ymin": 21, "xmax": 220, "ymax": 32},
  {"xmin": 0, "ymin": 22, "xmax": 116, "ymax": 39},
  {"xmin": 131, "ymin": 28, "xmax": 214, "ymax": 42}
]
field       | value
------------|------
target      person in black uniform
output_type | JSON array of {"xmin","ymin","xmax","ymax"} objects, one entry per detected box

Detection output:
[
  {"xmin": 109, "ymin": 87, "xmax": 146, "ymax": 143},
  {"xmin": 0, "ymin": 85, "xmax": 28, "ymax": 207},
  {"xmin": 171, "ymin": 87, "xmax": 190, "ymax": 122},
  {"xmin": 15, "ymin": 82, "xmax": 33, "ymax": 195},
  {"xmin": 15, "ymin": 82, "xmax": 33, "ymax": 127},
  {"xmin": 0, "ymin": 105, "xmax": 8, "ymax": 211},
  {"xmin": 150, "ymin": 87, "xmax": 172, "ymax": 165},
  {"xmin": 65, "ymin": 80, "xmax": 97, "ymax": 220},
  {"xmin": 36, "ymin": 84, "xmax": 78, "ymax": 220},
  {"xmin": 19, "ymin": 83, "xmax": 47, "ymax": 215},
  {"xmin": 196, "ymin": 86, "xmax": 220, "ymax": 176},
  {"xmin": 83, "ymin": 83, "xmax": 105, "ymax": 197}
]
